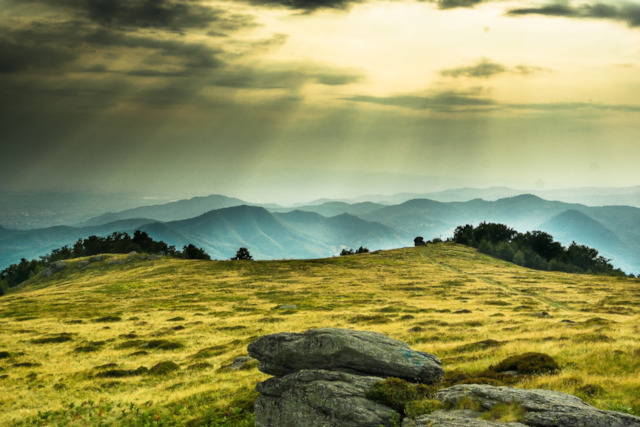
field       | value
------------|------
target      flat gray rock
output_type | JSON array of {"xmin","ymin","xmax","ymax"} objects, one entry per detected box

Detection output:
[
  {"xmin": 437, "ymin": 385, "xmax": 640, "ymax": 427},
  {"xmin": 404, "ymin": 410, "xmax": 527, "ymax": 426},
  {"xmin": 255, "ymin": 369, "xmax": 397, "ymax": 427},
  {"xmin": 247, "ymin": 328, "xmax": 443, "ymax": 383}
]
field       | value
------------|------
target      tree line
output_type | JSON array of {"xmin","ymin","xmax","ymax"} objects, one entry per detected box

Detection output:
[
  {"xmin": 451, "ymin": 222, "xmax": 627, "ymax": 276},
  {"xmin": 0, "ymin": 231, "xmax": 210, "ymax": 294}
]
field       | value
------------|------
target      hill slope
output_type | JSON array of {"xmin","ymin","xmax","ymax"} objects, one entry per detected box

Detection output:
[{"xmin": 1, "ymin": 244, "xmax": 639, "ymax": 425}]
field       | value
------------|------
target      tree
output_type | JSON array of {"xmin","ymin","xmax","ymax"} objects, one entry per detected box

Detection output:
[
  {"xmin": 513, "ymin": 250, "xmax": 526, "ymax": 266},
  {"xmin": 182, "ymin": 244, "xmax": 211, "ymax": 260},
  {"xmin": 453, "ymin": 224, "xmax": 474, "ymax": 245},
  {"xmin": 232, "ymin": 247, "xmax": 253, "ymax": 261}
]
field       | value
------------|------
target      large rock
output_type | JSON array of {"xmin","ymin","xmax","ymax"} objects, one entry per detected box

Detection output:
[
  {"xmin": 255, "ymin": 369, "xmax": 398, "ymax": 427},
  {"xmin": 437, "ymin": 384, "xmax": 640, "ymax": 427},
  {"xmin": 247, "ymin": 328, "xmax": 443, "ymax": 383},
  {"xmin": 404, "ymin": 410, "xmax": 527, "ymax": 426}
]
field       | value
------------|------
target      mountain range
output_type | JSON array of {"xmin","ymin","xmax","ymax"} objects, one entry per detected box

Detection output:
[{"xmin": 1, "ymin": 193, "xmax": 639, "ymax": 274}]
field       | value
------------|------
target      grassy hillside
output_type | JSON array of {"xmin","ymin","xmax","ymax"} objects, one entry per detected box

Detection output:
[{"xmin": 0, "ymin": 244, "xmax": 639, "ymax": 425}]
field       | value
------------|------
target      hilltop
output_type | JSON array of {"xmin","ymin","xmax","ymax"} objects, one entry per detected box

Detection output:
[{"xmin": 0, "ymin": 244, "xmax": 639, "ymax": 425}]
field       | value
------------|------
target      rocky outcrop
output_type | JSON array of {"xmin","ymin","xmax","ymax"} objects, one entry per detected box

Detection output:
[
  {"xmin": 249, "ymin": 329, "xmax": 640, "ymax": 427},
  {"xmin": 247, "ymin": 328, "xmax": 443, "ymax": 383},
  {"xmin": 432, "ymin": 384, "xmax": 640, "ymax": 427},
  {"xmin": 250, "ymin": 328, "xmax": 443, "ymax": 427},
  {"xmin": 255, "ymin": 369, "xmax": 397, "ymax": 427},
  {"xmin": 406, "ymin": 410, "xmax": 527, "ymax": 426}
]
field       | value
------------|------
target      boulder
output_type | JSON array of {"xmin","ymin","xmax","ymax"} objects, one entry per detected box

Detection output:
[
  {"xmin": 404, "ymin": 410, "xmax": 527, "ymax": 426},
  {"xmin": 248, "ymin": 328, "xmax": 443, "ymax": 383},
  {"xmin": 255, "ymin": 369, "xmax": 398, "ymax": 427},
  {"xmin": 436, "ymin": 384, "xmax": 640, "ymax": 427}
]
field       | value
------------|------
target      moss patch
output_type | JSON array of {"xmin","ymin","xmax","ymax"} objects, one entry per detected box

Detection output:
[
  {"xmin": 491, "ymin": 352, "xmax": 559, "ymax": 375},
  {"xmin": 95, "ymin": 367, "xmax": 148, "ymax": 378},
  {"xmin": 93, "ymin": 316, "xmax": 122, "ymax": 323},
  {"xmin": 479, "ymin": 402, "xmax": 526, "ymax": 422},
  {"xmin": 32, "ymin": 333, "xmax": 74, "ymax": 344},
  {"xmin": 366, "ymin": 377, "xmax": 435, "ymax": 417},
  {"xmin": 149, "ymin": 361, "xmax": 180, "ymax": 376}
]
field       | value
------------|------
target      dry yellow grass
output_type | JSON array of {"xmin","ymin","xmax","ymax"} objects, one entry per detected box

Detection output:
[{"xmin": 0, "ymin": 243, "xmax": 639, "ymax": 425}]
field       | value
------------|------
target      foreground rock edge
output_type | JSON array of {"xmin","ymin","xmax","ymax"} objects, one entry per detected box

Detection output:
[{"xmin": 247, "ymin": 327, "xmax": 444, "ymax": 383}]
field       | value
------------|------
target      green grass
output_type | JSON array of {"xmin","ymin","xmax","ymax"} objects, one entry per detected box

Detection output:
[{"xmin": 0, "ymin": 244, "xmax": 639, "ymax": 425}]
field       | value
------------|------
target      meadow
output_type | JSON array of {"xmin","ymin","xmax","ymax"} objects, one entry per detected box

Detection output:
[{"xmin": 0, "ymin": 243, "xmax": 639, "ymax": 425}]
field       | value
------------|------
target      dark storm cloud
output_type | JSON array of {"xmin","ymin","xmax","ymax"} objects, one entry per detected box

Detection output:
[
  {"xmin": 84, "ymin": 28, "xmax": 224, "ymax": 70},
  {"xmin": 12, "ymin": 0, "xmax": 249, "ymax": 32},
  {"xmin": 508, "ymin": 2, "xmax": 640, "ymax": 27},
  {"xmin": 344, "ymin": 91, "xmax": 495, "ymax": 111},
  {"xmin": 246, "ymin": 0, "xmax": 362, "ymax": 11},
  {"xmin": 440, "ymin": 59, "xmax": 550, "ymax": 79},
  {"xmin": 0, "ymin": 33, "xmax": 78, "ymax": 73},
  {"xmin": 0, "ymin": 19, "xmax": 223, "ymax": 76}
]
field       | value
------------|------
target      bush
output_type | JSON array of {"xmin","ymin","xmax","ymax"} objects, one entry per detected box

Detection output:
[
  {"xmin": 491, "ymin": 352, "xmax": 559, "ymax": 375},
  {"xmin": 231, "ymin": 247, "xmax": 253, "ymax": 261},
  {"xmin": 340, "ymin": 246, "xmax": 369, "ymax": 256},
  {"xmin": 182, "ymin": 244, "xmax": 211, "ymax": 260}
]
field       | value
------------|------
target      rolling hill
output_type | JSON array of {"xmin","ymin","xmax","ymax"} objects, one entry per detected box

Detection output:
[{"xmin": 1, "ymin": 244, "xmax": 639, "ymax": 425}]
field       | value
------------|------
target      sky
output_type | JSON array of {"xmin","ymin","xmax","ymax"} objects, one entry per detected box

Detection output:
[{"xmin": 1, "ymin": 0, "xmax": 639, "ymax": 203}]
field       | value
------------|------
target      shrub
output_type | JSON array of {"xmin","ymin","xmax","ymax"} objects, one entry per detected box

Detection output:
[
  {"xmin": 182, "ymin": 244, "xmax": 211, "ymax": 260},
  {"xmin": 491, "ymin": 352, "xmax": 559, "ymax": 375},
  {"xmin": 231, "ymin": 247, "xmax": 253, "ymax": 261}
]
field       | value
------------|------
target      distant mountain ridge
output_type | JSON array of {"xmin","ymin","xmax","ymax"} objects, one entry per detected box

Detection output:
[
  {"xmin": 81, "ymin": 194, "xmax": 249, "ymax": 226},
  {"xmin": 1, "ymin": 194, "xmax": 639, "ymax": 274},
  {"xmin": 0, "ymin": 206, "xmax": 403, "ymax": 267}
]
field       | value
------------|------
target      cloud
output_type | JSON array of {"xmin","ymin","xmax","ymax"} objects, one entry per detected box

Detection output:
[
  {"xmin": 435, "ymin": 0, "xmax": 487, "ymax": 9},
  {"xmin": 246, "ymin": 0, "xmax": 362, "ymax": 12},
  {"xmin": 12, "ymin": 0, "xmax": 250, "ymax": 32},
  {"xmin": 440, "ymin": 59, "xmax": 550, "ymax": 78},
  {"xmin": 84, "ymin": 28, "xmax": 224, "ymax": 70},
  {"xmin": 509, "ymin": 102, "xmax": 640, "ymax": 112},
  {"xmin": 344, "ymin": 91, "xmax": 495, "ymax": 111},
  {"xmin": 0, "ymin": 19, "xmax": 225, "ymax": 77},
  {"xmin": 0, "ymin": 32, "xmax": 79, "ymax": 73},
  {"xmin": 507, "ymin": 2, "xmax": 640, "ymax": 28},
  {"xmin": 343, "ymin": 91, "xmax": 640, "ymax": 114},
  {"xmin": 440, "ymin": 59, "xmax": 507, "ymax": 78},
  {"xmin": 211, "ymin": 64, "xmax": 364, "ymax": 89}
]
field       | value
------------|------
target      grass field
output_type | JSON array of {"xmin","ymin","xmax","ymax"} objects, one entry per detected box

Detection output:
[{"xmin": 0, "ymin": 243, "xmax": 639, "ymax": 425}]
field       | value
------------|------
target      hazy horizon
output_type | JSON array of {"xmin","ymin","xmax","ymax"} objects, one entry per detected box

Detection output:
[{"xmin": 2, "ymin": 182, "xmax": 640, "ymax": 207}]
